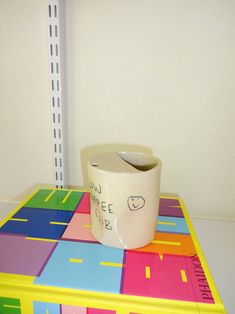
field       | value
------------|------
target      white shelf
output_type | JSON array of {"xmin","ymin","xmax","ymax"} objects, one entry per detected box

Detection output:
[{"xmin": 192, "ymin": 218, "xmax": 235, "ymax": 314}]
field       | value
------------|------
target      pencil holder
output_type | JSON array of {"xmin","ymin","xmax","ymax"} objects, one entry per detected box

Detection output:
[{"xmin": 87, "ymin": 151, "xmax": 161, "ymax": 249}]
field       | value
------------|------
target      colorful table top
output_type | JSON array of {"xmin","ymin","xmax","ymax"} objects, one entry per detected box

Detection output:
[{"xmin": 0, "ymin": 189, "xmax": 226, "ymax": 314}]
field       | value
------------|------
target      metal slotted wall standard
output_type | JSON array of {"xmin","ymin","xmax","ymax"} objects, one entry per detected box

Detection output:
[{"xmin": 47, "ymin": 0, "xmax": 68, "ymax": 188}]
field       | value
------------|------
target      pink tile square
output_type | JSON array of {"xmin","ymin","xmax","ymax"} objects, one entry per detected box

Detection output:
[
  {"xmin": 61, "ymin": 305, "xmax": 86, "ymax": 314},
  {"xmin": 76, "ymin": 193, "xmax": 90, "ymax": 214},
  {"xmin": 62, "ymin": 213, "xmax": 97, "ymax": 242},
  {"xmin": 87, "ymin": 308, "xmax": 116, "ymax": 314},
  {"xmin": 122, "ymin": 251, "xmax": 196, "ymax": 302}
]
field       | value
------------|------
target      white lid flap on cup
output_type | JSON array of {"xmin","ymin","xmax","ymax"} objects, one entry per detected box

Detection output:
[{"xmin": 89, "ymin": 151, "xmax": 158, "ymax": 173}]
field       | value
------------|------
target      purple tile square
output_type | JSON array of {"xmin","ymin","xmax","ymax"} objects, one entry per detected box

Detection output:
[
  {"xmin": 159, "ymin": 198, "xmax": 184, "ymax": 217},
  {"xmin": 0, "ymin": 234, "xmax": 57, "ymax": 276}
]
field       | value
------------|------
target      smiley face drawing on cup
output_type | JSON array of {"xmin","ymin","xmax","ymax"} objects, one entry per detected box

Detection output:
[{"xmin": 127, "ymin": 196, "xmax": 145, "ymax": 211}]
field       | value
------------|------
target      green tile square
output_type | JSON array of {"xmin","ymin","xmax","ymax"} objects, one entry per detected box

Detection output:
[
  {"xmin": 24, "ymin": 189, "xmax": 83, "ymax": 211},
  {"xmin": 0, "ymin": 297, "xmax": 21, "ymax": 314}
]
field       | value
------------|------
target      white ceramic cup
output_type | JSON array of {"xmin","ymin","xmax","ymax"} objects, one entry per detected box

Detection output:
[{"xmin": 87, "ymin": 151, "xmax": 161, "ymax": 249}]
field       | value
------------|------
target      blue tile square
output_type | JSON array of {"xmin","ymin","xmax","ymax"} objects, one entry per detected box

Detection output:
[
  {"xmin": 157, "ymin": 216, "xmax": 189, "ymax": 234},
  {"xmin": 0, "ymin": 207, "xmax": 74, "ymax": 240},
  {"xmin": 34, "ymin": 241, "xmax": 124, "ymax": 294},
  {"xmin": 33, "ymin": 301, "xmax": 60, "ymax": 314}
]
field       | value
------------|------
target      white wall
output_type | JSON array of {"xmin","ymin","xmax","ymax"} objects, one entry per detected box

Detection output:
[
  {"xmin": 0, "ymin": 0, "xmax": 54, "ymax": 201},
  {"xmin": 0, "ymin": 1, "xmax": 234, "ymax": 220},
  {"xmin": 66, "ymin": 0, "xmax": 235, "ymax": 220}
]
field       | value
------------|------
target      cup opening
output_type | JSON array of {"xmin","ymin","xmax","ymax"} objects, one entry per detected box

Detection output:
[
  {"xmin": 91, "ymin": 163, "xmax": 99, "ymax": 167},
  {"xmin": 117, "ymin": 151, "xmax": 159, "ymax": 171}
]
